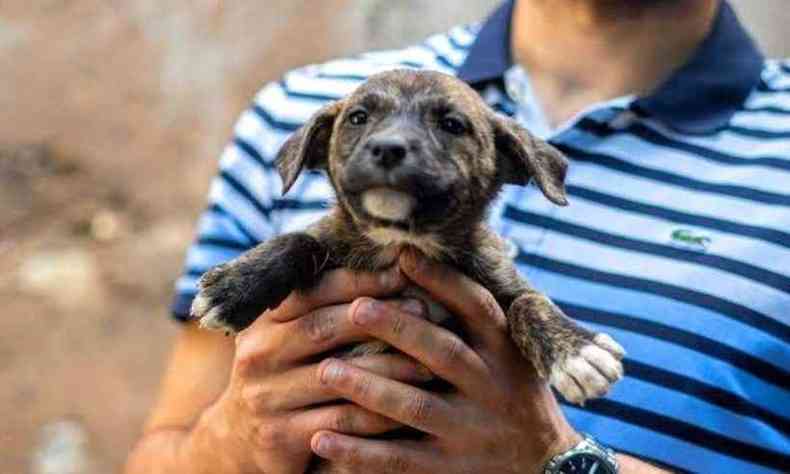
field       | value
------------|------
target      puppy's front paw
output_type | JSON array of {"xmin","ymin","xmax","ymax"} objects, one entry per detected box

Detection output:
[
  {"xmin": 190, "ymin": 260, "xmax": 290, "ymax": 334},
  {"xmin": 549, "ymin": 333, "xmax": 625, "ymax": 405},
  {"xmin": 190, "ymin": 264, "xmax": 241, "ymax": 334},
  {"xmin": 189, "ymin": 233, "xmax": 329, "ymax": 334}
]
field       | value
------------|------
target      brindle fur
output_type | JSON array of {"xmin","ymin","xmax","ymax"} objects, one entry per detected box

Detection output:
[{"xmin": 191, "ymin": 70, "xmax": 624, "ymax": 472}]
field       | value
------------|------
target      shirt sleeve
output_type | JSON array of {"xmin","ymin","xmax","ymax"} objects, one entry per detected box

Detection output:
[{"xmin": 170, "ymin": 82, "xmax": 294, "ymax": 321}]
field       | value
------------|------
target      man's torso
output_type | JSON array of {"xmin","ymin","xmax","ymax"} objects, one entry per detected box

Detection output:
[{"xmin": 174, "ymin": 13, "xmax": 790, "ymax": 473}]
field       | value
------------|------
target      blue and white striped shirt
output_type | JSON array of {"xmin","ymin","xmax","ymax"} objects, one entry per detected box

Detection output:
[{"xmin": 172, "ymin": 2, "xmax": 790, "ymax": 471}]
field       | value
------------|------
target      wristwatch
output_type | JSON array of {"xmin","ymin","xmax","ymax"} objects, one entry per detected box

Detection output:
[{"xmin": 543, "ymin": 434, "xmax": 619, "ymax": 474}]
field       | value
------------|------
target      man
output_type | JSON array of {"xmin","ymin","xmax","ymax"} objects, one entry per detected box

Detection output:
[{"xmin": 126, "ymin": 1, "xmax": 790, "ymax": 472}]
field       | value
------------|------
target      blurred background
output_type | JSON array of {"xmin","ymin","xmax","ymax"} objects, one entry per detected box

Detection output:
[{"xmin": 1, "ymin": 1, "xmax": 788, "ymax": 472}]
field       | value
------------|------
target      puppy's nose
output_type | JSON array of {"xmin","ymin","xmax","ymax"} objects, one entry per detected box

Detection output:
[{"xmin": 368, "ymin": 137, "xmax": 408, "ymax": 169}]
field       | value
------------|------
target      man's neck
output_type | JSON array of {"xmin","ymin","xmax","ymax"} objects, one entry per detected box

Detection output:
[{"xmin": 511, "ymin": 0, "xmax": 720, "ymax": 127}]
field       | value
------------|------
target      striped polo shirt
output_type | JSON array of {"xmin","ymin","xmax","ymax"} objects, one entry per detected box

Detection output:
[{"xmin": 171, "ymin": 1, "xmax": 790, "ymax": 471}]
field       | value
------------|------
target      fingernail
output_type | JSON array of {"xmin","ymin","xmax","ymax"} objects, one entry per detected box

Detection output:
[
  {"xmin": 400, "ymin": 299, "xmax": 424, "ymax": 316},
  {"xmin": 320, "ymin": 359, "xmax": 343, "ymax": 384},
  {"xmin": 352, "ymin": 299, "xmax": 380, "ymax": 326},
  {"xmin": 400, "ymin": 250, "xmax": 417, "ymax": 272},
  {"xmin": 312, "ymin": 433, "xmax": 331, "ymax": 456},
  {"xmin": 379, "ymin": 268, "xmax": 400, "ymax": 288},
  {"xmin": 402, "ymin": 250, "xmax": 425, "ymax": 274}
]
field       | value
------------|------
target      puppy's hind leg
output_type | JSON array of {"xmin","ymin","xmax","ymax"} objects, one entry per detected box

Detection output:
[
  {"xmin": 191, "ymin": 233, "xmax": 330, "ymax": 333},
  {"xmin": 507, "ymin": 291, "xmax": 625, "ymax": 405}
]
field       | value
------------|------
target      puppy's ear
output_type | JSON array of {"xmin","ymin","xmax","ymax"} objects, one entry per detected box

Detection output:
[
  {"xmin": 490, "ymin": 114, "xmax": 569, "ymax": 206},
  {"xmin": 276, "ymin": 100, "xmax": 344, "ymax": 194}
]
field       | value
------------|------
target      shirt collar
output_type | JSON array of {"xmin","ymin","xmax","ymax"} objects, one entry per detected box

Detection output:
[
  {"xmin": 457, "ymin": 1, "xmax": 765, "ymax": 134},
  {"xmin": 456, "ymin": 0, "xmax": 515, "ymax": 85}
]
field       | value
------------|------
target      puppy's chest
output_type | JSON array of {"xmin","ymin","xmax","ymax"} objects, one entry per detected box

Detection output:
[
  {"xmin": 329, "ymin": 227, "xmax": 447, "ymax": 272},
  {"xmin": 349, "ymin": 241, "xmax": 401, "ymax": 270},
  {"xmin": 335, "ymin": 241, "xmax": 453, "ymax": 327}
]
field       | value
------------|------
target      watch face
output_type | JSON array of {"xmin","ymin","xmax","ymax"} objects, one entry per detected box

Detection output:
[{"xmin": 558, "ymin": 453, "xmax": 616, "ymax": 474}]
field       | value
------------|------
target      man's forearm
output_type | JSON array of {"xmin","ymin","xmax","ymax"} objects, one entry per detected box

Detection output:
[
  {"xmin": 125, "ymin": 404, "xmax": 241, "ymax": 474},
  {"xmin": 618, "ymin": 453, "xmax": 672, "ymax": 473},
  {"xmin": 125, "ymin": 428, "xmax": 193, "ymax": 474}
]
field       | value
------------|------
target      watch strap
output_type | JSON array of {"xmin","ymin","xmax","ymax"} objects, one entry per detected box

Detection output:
[{"xmin": 543, "ymin": 433, "xmax": 619, "ymax": 474}]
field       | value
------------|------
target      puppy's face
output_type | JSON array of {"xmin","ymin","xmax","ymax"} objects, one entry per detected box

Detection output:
[
  {"xmin": 277, "ymin": 70, "xmax": 568, "ymax": 237},
  {"xmin": 333, "ymin": 71, "xmax": 501, "ymax": 230}
]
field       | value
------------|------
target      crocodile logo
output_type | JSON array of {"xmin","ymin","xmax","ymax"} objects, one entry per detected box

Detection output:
[{"xmin": 670, "ymin": 228, "xmax": 712, "ymax": 251}]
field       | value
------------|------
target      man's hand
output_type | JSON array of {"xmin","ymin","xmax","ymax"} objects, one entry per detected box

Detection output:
[
  {"xmin": 310, "ymin": 251, "xmax": 581, "ymax": 474},
  {"xmin": 181, "ymin": 266, "xmax": 432, "ymax": 474}
]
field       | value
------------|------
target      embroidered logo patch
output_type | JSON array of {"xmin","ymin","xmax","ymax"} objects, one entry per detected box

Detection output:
[{"xmin": 670, "ymin": 228, "xmax": 712, "ymax": 252}]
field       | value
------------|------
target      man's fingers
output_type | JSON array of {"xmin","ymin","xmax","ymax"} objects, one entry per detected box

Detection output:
[
  {"xmin": 319, "ymin": 358, "xmax": 454, "ymax": 435},
  {"xmin": 237, "ymin": 299, "xmax": 423, "ymax": 369},
  {"xmin": 399, "ymin": 250, "xmax": 507, "ymax": 348},
  {"xmin": 270, "ymin": 267, "xmax": 407, "ymax": 323},
  {"xmin": 267, "ymin": 304, "xmax": 367, "ymax": 363},
  {"xmin": 269, "ymin": 354, "xmax": 434, "ymax": 411},
  {"xmin": 312, "ymin": 431, "xmax": 435, "ymax": 474},
  {"xmin": 282, "ymin": 298, "xmax": 427, "ymax": 361},
  {"xmin": 349, "ymin": 298, "xmax": 489, "ymax": 395},
  {"xmin": 293, "ymin": 405, "xmax": 402, "ymax": 440},
  {"xmin": 235, "ymin": 304, "xmax": 357, "ymax": 373},
  {"xmin": 259, "ymin": 406, "xmax": 401, "ymax": 460}
]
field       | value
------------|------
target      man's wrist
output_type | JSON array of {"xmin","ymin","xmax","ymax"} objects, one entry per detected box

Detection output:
[
  {"xmin": 543, "ymin": 434, "xmax": 620, "ymax": 474},
  {"xmin": 126, "ymin": 427, "xmax": 203, "ymax": 474},
  {"xmin": 537, "ymin": 426, "xmax": 583, "ymax": 471},
  {"xmin": 529, "ymin": 385, "xmax": 584, "ymax": 471},
  {"xmin": 182, "ymin": 397, "xmax": 248, "ymax": 474},
  {"xmin": 616, "ymin": 453, "xmax": 672, "ymax": 473}
]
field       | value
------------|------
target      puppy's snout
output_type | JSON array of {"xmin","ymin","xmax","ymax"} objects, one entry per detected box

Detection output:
[{"xmin": 367, "ymin": 137, "xmax": 409, "ymax": 169}]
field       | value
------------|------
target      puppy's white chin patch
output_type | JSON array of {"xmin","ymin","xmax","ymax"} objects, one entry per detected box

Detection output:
[{"xmin": 361, "ymin": 188, "xmax": 415, "ymax": 222}]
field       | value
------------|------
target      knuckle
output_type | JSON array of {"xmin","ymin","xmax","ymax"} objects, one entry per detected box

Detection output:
[
  {"xmin": 233, "ymin": 350, "xmax": 259, "ymax": 377},
  {"xmin": 341, "ymin": 442, "xmax": 364, "ymax": 466},
  {"xmin": 435, "ymin": 335, "xmax": 465, "ymax": 370},
  {"xmin": 479, "ymin": 291, "xmax": 503, "ymax": 321},
  {"xmin": 385, "ymin": 453, "xmax": 412, "ymax": 474},
  {"xmin": 255, "ymin": 422, "xmax": 289, "ymax": 451},
  {"xmin": 351, "ymin": 372, "xmax": 373, "ymax": 399},
  {"xmin": 389, "ymin": 311, "xmax": 406, "ymax": 336},
  {"xmin": 330, "ymin": 408, "xmax": 357, "ymax": 433},
  {"xmin": 403, "ymin": 393, "xmax": 433, "ymax": 426},
  {"xmin": 239, "ymin": 384, "xmax": 273, "ymax": 415},
  {"xmin": 234, "ymin": 336, "xmax": 280, "ymax": 378},
  {"xmin": 299, "ymin": 309, "xmax": 336, "ymax": 344},
  {"xmin": 235, "ymin": 344, "xmax": 274, "ymax": 376}
]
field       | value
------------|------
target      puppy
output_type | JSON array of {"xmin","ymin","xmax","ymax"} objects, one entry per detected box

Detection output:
[{"xmin": 191, "ymin": 69, "xmax": 625, "ymax": 407}]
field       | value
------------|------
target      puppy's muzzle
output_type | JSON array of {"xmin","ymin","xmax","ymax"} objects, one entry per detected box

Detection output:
[
  {"xmin": 342, "ymin": 133, "xmax": 457, "ymax": 223},
  {"xmin": 367, "ymin": 136, "xmax": 410, "ymax": 170},
  {"xmin": 346, "ymin": 135, "xmax": 448, "ymax": 193}
]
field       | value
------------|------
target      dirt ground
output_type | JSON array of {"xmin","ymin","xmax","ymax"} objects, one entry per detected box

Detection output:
[
  {"xmin": 1, "ymin": 1, "xmax": 787, "ymax": 473},
  {"xmin": 0, "ymin": 1, "xmax": 496, "ymax": 472}
]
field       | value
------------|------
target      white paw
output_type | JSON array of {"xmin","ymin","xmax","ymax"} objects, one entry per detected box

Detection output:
[
  {"xmin": 549, "ymin": 334, "xmax": 625, "ymax": 405},
  {"xmin": 594, "ymin": 333, "xmax": 626, "ymax": 359},
  {"xmin": 190, "ymin": 293, "xmax": 211, "ymax": 319},
  {"xmin": 190, "ymin": 293, "xmax": 235, "ymax": 333}
]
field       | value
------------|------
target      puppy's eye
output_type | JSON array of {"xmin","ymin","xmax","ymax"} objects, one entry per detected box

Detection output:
[
  {"xmin": 439, "ymin": 116, "xmax": 467, "ymax": 135},
  {"xmin": 348, "ymin": 110, "xmax": 369, "ymax": 126}
]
